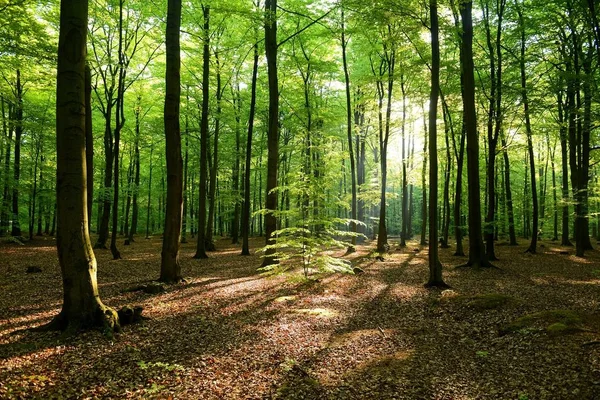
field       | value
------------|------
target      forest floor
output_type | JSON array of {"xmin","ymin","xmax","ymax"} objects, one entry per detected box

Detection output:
[{"xmin": 1, "ymin": 235, "xmax": 600, "ymax": 399}]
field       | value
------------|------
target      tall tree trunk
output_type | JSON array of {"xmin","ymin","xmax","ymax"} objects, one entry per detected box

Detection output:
[
  {"xmin": 519, "ymin": 4, "xmax": 538, "ymax": 254},
  {"xmin": 181, "ymin": 107, "xmax": 189, "ymax": 244},
  {"xmin": 49, "ymin": 0, "xmax": 119, "ymax": 333},
  {"xmin": 206, "ymin": 50, "xmax": 222, "ymax": 252},
  {"xmin": 127, "ymin": 100, "xmax": 141, "ymax": 244},
  {"xmin": 145, "ymin": 140, "xmax": 154, "ymax": 238},
  {"xmin": 0, "ymin": 96, "xmax": 11, "ymax": 236},
  {"xmin": 194, "ymin": 5, "xmax": 210, "ymax": 259},
  {"xmin": 110, "ymin": 0, "xmax": 125, "ymax": 260},
  {"xmin": 400, "ymin": 76, "xmax": 409, "ymax": 247},
  {"xmin": 241, "ymin": 40, "xmax": 258, "ymax": 256},
  {"xmin": 426, "ymin": 0, "xmax": 447, "ymax": 288},
  {"xmin": 11, "ymin": 69, "xmax": 23, "ymax": 237},
  {"xmin": 341, "ymin": 5, "xmax": 357, "ymax": 253},
  {"xmin": 261, "ymin": 0, "xmax": 279, "ymax": 267},
  {"xmin": 231, "ymin": 82, "xmax": 241, "ymax": 244},
  {"xmin": 501, "ymin": 136, "xmax": 517, "ymax": 245},
  {"xmin": 460, "ymin": 0, "xmax": 493, "ymax": 268},
  {"xmin": 160, "ymin": 0, "xmax": 183, "ymax": 283},
  {"xmin": 85, "ymin": 64, "xmax": 94, "ymax": 233},
  {"xmin": 420, "ymin": 108, "xmax": 428, "ymax": 246}
]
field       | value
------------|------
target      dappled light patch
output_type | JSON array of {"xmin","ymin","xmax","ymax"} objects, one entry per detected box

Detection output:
[{"xmin": 291, "ymin": 307, "xmax": 339, "ymax": 318}]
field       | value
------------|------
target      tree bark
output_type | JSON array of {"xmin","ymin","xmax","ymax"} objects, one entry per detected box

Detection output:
[
  {"xmin": 261, "ymin": 0, "xmax": 279, "ymax": 267},
  {"xmin": 459, "ymin": 0, "xmax": 494, "ymax": 268},
  {"xmin": 50, "ymin": 0, "xmax": 119, "ymax": 333},
  {"xmin": 341, "ymin": 5, "xmax": 357, "ymax": 253},
  {"xmin": 426, "ymin": 0, "xmax": 447, "ymax": 288},
  {"xmin": 11, "ymin": 70, "xmax": 23, "ymax": 237},
  {"xmin": 160, "ymin": 0, "xmax": 184, "ymax": 283},
  {"xmin": 241, "ymin": 41, "xmax": 259, "ymax": 256},
  {"xmin": 194, "ymin": 5, "xmax": 210, "ymax": 260}
]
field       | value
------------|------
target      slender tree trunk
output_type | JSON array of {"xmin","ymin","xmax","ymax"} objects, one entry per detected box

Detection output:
[
  {"xmin": 205, "ymin": 50, "xmax": 222, "ymax": 252},
  {"xmin": 518, "ymin": 6, "xmax": 538, "ymax": 254},
  {"xmin": 231, "ymin": 83, "xmax": 241, "ymax": 244},
  {"xmin": 460, "ymin": 0, "xmax": 493, "ymax": 268},
  {"xmin": 194, "ymin": 5, "xmax": 210, "ymax": 259},
  {"xmin": 241, "ymin": 40, "xmax": 258, "ymax": 256},
  {"xmin": 109, "ymin": 0, "xmax": 125, "ymax": 260},
  {"xmin": 145, "ymin": 141, "xmax": 154, "ymax": 238},
  {"xmin": 0, "ymin": 96, "xmax": 11, "ymax": 236},
  {"xmin": 341, "ymin": 5, "xmax": 357, "ymax": 253},
  {"xmin": 160, "ymin": 0, "xmax": 183, "ymax": 282},
  {"xmin": 261, "ymin": 0, "xmax": 279, "ymax": 267},
  {"xmin": 426, "ymin": 0, "xmax": 447, "ymax": 288},
  {"xmin": 421, "ymin": 108, "xmax": 428, "ymax": 246},
  {"xmin": 11, "ymin": 70, "xmax": 23, "ymax": 237},
  {"xmin": 501, "ymin": 137, "xmax": 517, "ymax": 245},
  {"xmin": 85, "ymin": 64, "xmax": 94, "ymax": 233}
]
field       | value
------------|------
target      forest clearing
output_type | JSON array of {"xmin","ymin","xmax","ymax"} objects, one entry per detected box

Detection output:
[{"xmin": 1, "ymin": 236, "xmax": 600, "ymax": 399}]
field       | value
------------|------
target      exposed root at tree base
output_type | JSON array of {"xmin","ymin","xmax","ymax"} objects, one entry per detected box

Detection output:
[
  {"xmin": 424, "ymin": 281, "xmax": 451, "ymax": 290},
  {"xmin": 29, "ymin": 305, "xmax": 121, "ymax": 337},
  {"xmin": 455, "ymin": 260, "xmax": 500, "ymax": 270}
]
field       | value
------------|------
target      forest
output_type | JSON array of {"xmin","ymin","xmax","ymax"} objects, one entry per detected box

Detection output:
[{"xmin": 1, "ymin": 0, "xmax": 600, "ymax": 398}]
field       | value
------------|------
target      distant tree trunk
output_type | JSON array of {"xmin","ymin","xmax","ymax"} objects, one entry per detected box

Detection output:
[
  {"xmin": 377, "ymin": 38, "xmax": 394, "ymax": 253},
  {"xmin": 341, "ymin": 5, "xmax": 357, "ymax": 253},
  {"xmin": 241, "ymin": 40, "xmax": 258, "ymax": 256},
  {"xmin": 460, "ymin": 0, "xmax": 493, "ymax": 268},
  {"xmin": 194, "ymin": 5, "xmax": 210, "ymax": 260},
  {"xmin": 440, "ymin": 95, "xmax": 452, "ymax": 249},
  {"xmin": 11, "ymin": 69, "xmax": 23, "ymax": 237},
  {"xmin": 231, "ymin": 82, "xmax": 241, "ymax": 244},
  {"xmin": 426, "ymin": 0, "xmax": 447, "ymax": 288},
  {"xmin": 206, "ymin": 50, "xmax": 223, "ymax": 252},
  {"xmin": 109, "ymin": 0, "xmax": 126, "ymax": 260},
  {"xmin": 94, "ymin": 105, "xmax": 113, "ymax": 249},
  {"xmin": 400, "ymin": 75, "xmax": 409, "ymax": 247},
  {"xmin": 127, "ymin": 100, "xmax": 141, "ymax": 244},
  {"xmin": 145, "ymin": 140, "xmax": 154, "ymax": 239},
  {"xmin": 181, "ymin": 107, "xmax": 189, "ymax": 244},
  {"xmin": 160, "ymin": 0, "xmax": 184, "ymax": 283},
  {"xmin": 421, "ymin": 108, "xmax": 427, "ymax": 246},
  {"xmin": 123, "ymin": 148, "xmax": 133, "ymax": 241},
  {"xmin": 557, "ymin": 82, "xmax": 572, "ymax": 246},
  {"xmin": 0, "ymin": 96, "xmax": 11, "ymax": 236},
  {"xmin": 482, "ymin": 0, "xmax": 505, "ymax": 260},
  {"xmin": 85, "ymin": 64, "xmax": 94, "ymax": 233},
  {"xmin": 550, "ymin": 140, "xmax": 558, "ymax": 241},
  {"xmin": 501, "ymin": 136, "xmax": 517, "ymax": 245},
  {"xmin": 48, "ymin": 0, "xmax": 119, "ymax": 333},
  {"xmin": 261, "ymin": 0, "xmax": 279, "ymax": 267},
  {"xmin": 518, "ymin": 5, "xmax": 538, "ymax": 254}
]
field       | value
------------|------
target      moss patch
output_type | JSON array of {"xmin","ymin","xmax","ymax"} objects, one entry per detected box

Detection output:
[{"xmin": 501, "ymin": 309, "xmax": 594, "ymax": 336}]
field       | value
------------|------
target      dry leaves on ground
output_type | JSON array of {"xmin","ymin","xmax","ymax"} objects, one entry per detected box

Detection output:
[{"xmin": 1, "ymin": 236, "xmax": 600, "ymax": 399}]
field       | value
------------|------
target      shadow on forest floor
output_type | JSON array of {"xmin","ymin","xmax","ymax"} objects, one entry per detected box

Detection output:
[{"xmin": 1, "ymin": 236, "xmax": 600, "ymax": 399}]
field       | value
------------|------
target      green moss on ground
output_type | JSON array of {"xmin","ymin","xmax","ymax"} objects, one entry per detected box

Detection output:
[{"xmin": 501, "ymin": 309, "xmax": 594, "ymax": 336}]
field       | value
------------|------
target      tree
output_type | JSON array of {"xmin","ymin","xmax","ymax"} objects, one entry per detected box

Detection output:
[
  {"xmin": 426, "ymin": 0, "xmax": 448, "ymax": 288},
  {"xmin": 160, "ymin": 0, "xmax": 184, "ymax": 283},
  {"xmin": 459, "ymin": 0, "xmax": 494, "ymax": 269},
  {"xmin": 48, "ymin": 0, "xmax": 119, "ymax": 333},
  {"xmin": 261, "ymin": 0, "xmax": 279, "ymax": 268},
  {"xmin": 193, "ymin": 4, "xmax": 210, "ymax": 260}
]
